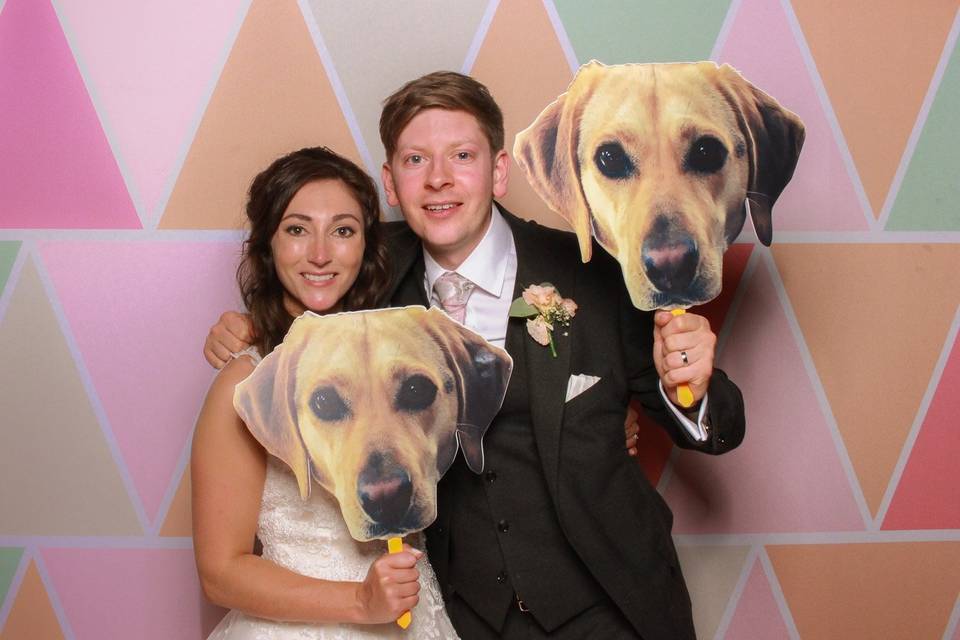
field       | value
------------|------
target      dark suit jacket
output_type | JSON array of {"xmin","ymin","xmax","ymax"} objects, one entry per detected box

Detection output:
[{"xmin": 382, "ymin": 207, "xmax": 745, "ymax": 640}]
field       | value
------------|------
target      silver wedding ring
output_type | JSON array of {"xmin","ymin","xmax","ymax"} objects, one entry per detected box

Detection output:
[{"xmin": 680, "ymin": 350, "xmax": 689, "ymax": 365}]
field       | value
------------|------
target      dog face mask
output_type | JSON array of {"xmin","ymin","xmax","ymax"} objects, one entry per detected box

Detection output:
[
  {"xmin": 514, "ymin": 60, "xmax": 805, "ymax": 310},
  {"xmin": 233, "ymin": 306, "xmax": 513, "ymax": 542}
]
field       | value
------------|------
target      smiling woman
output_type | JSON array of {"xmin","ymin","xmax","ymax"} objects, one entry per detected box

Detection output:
[
  {"xmin": 237, "ymin": 147, "xmax": 390, "ymax": 358},
  {"xmin": 190, "ymin": 146, "xmax": 460, "ymax": 638},
  {"xmin": 270, "ymin": 179, "xmax": 365, "ymax": 317}
]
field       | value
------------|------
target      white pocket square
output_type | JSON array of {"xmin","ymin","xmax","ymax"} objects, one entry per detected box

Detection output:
[{"xmin": 566, "ymin": 373, "xmax": 601, "ymax": 402}]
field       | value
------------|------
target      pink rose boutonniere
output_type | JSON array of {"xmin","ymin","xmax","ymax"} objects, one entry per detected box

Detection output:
[{"xmin": 509, "ymin": 283, "xmax": 577, "ymax": 357}]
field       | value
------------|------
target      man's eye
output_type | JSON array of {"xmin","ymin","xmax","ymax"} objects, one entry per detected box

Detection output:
[
  {"xmin": 406, "ymin": 154, "xmax": 423, "ymax": 165},
  {"xmin": 455, "ymin": 151, "xmax": 472, "ymax": 161},
  {"xmin": 394, "ymin": 374, "xmax": 438, "ymax": 413},
  {"xmin": 310, "ymin": 386, "xmax": 350, "ymax": 421}
]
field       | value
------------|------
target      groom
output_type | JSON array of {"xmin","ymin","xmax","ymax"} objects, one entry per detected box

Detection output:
[
  {"xmin": 378, "ymin": 71, "xmax": 744, "ymax": 640},
  {"xmin": 208, "ymin": 71, "xmax": 745, "ymax": 639}
]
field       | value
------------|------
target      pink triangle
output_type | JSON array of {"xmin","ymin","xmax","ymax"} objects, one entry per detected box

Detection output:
[
  {"xmin": 662, "ymin": 258, "xmax": 863, "ymax": 533},
  {"xmin": 0, "ymin": 0, "xmax": 139, "ymax": 229},
  {"xmin": 54, "ymin": 0, "xmax": 248, "ymax": 223},
  {"xmin": 715, "ymin": 0, "xmax": 869, "ymax": 232},
  {"xmin": 883, "ymin": 330, "xmax": 960, "ymax": 530},
  {"xmin": 41, "ymin": 548, "xmax": 226, "ymax": 639},
  {"xmin": 39, "ymin": 242, "xmax": 241, "ymax": 522},
  {"xmin": 723, "ymin": 558, "xmax": 791, "ymax": 640}
]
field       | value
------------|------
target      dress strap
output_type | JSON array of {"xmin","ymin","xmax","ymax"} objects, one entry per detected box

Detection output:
[{"xmin": 231, "ymin": 346, "xmax": 262, "ymax": 366}]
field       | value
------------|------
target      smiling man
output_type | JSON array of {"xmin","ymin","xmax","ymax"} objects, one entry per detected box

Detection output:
[{"xmin": 373, "ymin": 72, "xmax": 745, "ymax": 640}]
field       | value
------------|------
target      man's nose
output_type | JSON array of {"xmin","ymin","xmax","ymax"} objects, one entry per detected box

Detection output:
[{"xmin": 426, "ymin": 157, "xmax": 452, "ymax": 190}]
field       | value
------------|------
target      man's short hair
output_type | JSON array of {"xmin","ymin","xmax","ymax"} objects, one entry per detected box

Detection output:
[{"xmin": 379, "ymin": 71, "xmax": 505, "ymax": 161}]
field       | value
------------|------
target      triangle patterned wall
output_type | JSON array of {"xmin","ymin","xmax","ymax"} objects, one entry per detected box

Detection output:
[{"xmin": 1, "ymin": 0, "xmax": 958, "ymax": 636}]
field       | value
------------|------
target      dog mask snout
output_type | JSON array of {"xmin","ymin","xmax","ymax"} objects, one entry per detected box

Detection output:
[
  {"xmin": 358, "ymin": 451, "xmax": 414, "ymax": 529},
  {"xmin": 642, "ymin": 216, "xmax": 699, "ymax": 294}
]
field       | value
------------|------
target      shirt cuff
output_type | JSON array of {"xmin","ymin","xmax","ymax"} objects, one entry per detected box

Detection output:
[{"xmin": 658, "ymin": 381, "xmax": 710, "ymax": 443}]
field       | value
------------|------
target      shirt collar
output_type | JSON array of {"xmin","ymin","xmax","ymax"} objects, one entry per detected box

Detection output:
[{"xmin": 424, "ymin": 204, "xmax": 512, "ymax": 298}]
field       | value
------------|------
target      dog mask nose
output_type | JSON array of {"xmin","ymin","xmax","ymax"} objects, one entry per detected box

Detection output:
[
  {"xmin": 357, "ymin": 452, "xmax": 413, "ymax": 528},
  {"xmin": 641, "ymin": 216, "xmax": 699, "ymax": 294}
]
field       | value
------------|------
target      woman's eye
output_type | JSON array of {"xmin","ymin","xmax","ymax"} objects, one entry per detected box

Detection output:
[
  {"xmin": 285, "ymin": 224, "xmax": 306, "ymax": 236},
  {"xmin": 333, "ymin": 226, "xmax": 356, "ymax": 237}
]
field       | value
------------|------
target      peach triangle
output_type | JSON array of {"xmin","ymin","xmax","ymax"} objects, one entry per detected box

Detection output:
[
  {"xmin": 725, "ymin": 557, "xmax": 791, "ymax": 640},
  {"xmin": 791, "ymin": 0, "xmax": 958, "ymax": 216},
  {"xmin": 0, "ymin": 561, "xmax": 65, "ymax": 640},
  {"xmin": 0, "ymin": 259, "xmax": 141, "ymax": 535},
  {"xmin": 469, "ymin": 0, "xmax": 574, "ymax": 230},
  {"xmin": 160, "ymin": 464, "xmax": 192, "ymax": 537},
  {"xmin": 884, "ymin": 327, "xmax": 960, "ymax": 530},
  {"xmin": 0, "ymin": 0, "xmax": 139, "ymax": 229},
  {"xmin": 767, "ymin": 542, "xmax": 960, "ymax": 639},
  {"xmin": 663, "ymin": 257, "xmax": 862, "ymax": 533},
  {"xmin": 716, "ymin": 0, "xmax": 869, "ymax": 232},
  {"xmin": 772, "ymin": 244, "xmax": 960, "ymax": 516},
  {"xmin": 159, "ymin": 0, "xmax": 361, "ymax": 229},
  {"xmin": 675, "ymin": 545, "xmax": 751, "ymax": 640}
]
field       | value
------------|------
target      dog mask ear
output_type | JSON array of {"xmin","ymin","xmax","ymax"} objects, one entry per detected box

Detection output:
[
  {"xmin": 233, "ymin": 317, "xmax": 313, "ymax": 499},
  {"xmin": 514, "ymin": 61, "xmax": 602, "ymax": 263},
  {"xmin": 718, "ymin": 64, "xmax": 805, "ymax": 246},
  {"xmin": 423, "ymin": 308, "xmax": 513, "ymax": 474}
]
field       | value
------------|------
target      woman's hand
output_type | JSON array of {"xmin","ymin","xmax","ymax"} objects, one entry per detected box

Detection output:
[{"xmin": 355, "ymin": 545, "xmax": 423, "ymax": 623}]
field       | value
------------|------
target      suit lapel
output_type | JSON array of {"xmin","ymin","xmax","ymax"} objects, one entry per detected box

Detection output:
[{"xmin": 505, "ymin": 212, "xmax": 574, "ymax": 497}]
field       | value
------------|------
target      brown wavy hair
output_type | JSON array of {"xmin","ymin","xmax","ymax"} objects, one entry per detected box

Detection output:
[
  {"xmin": 238, "ymin": 147, "xmax": 390, "ymax": 355},
  {"xmin": 379, "ymin": 71, "xmax": 505, "ymax": 161}
]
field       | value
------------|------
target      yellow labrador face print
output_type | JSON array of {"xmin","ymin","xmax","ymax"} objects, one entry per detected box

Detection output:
[
  {"xmin": 233, "ymin": 306, "xmax": 512, "ymax": 542},
  {"xmin": 514, "ymin": 60, "xmax": 805, "ymax": 311}
]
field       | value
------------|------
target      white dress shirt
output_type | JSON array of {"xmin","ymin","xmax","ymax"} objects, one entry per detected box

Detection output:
[
  {"xmin": 422, "ymin": 206, "xmax": 710, "ymax": 443},
  {"xmin": 424, "ymin": 206, "xmax": 516, "ymax": 349}
]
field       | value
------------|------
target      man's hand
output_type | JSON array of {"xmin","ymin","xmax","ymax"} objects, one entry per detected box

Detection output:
[
  {"xmin": 203, "ymin": 311, "xmax": 254, "ymax": 369},
  {"xmin": 652, "ymin": 310, "xmax": 715, "ymax": 407},
  {"xmin": 356, "ymin": 545, "xmax": 423, "ymax": 623}
]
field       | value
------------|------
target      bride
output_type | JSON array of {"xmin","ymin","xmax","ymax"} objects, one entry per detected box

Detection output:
[{"xmin": 191, "ymin": 146, "xmax": 458, "ymax": 639}]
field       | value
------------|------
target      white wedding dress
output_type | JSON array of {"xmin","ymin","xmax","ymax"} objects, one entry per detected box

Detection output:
[{"xmin": 207, "ymin": 456, "xmax": 459, "ymax": 639}]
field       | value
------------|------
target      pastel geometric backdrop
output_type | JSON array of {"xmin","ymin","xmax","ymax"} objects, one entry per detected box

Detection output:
[{"xmin": 1, "ymin": 0, "xmax": 958, "ymax": 638}]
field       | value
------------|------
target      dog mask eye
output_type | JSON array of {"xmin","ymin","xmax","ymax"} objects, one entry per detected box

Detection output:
[
  {"xmin": 594, "ymin": 142, "xmax": 635, "ymax": 180},
  {"xmin": 685, "ymin": 136, "xmax": 727, "ymax": 174},
  {"xmin": 310, "ymin": 386, "xmax": 350, "ymax": 421},
  {"xmin": 395, "ymin": 374, "xmax": 438, "ymax": 413}
]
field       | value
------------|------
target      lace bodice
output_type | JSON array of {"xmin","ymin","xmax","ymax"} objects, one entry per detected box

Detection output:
[{"xmin": 207, "ymin": 457, "xmax": 458, "ymax": 639}]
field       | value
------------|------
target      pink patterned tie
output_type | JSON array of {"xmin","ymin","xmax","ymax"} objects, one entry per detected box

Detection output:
[{"xmin": 432, "ymin": 271, "xmax": 475, "ymax": 324}]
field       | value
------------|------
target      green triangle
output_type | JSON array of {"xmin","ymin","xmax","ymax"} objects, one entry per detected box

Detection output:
[
  {"xmin": 0, "ymin": 548, "xmax": 24, "ymax": 606},
  {"xmin": 887, "ymin": 41, "xmax": 960, "ymax": 230},
  {"xmin": 554, "ymin": 0, "xmax": 733, "ymax": 64},
  {"xmin": 0, "ymin": 242, "xmax": 20, "ymax": 293}
]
